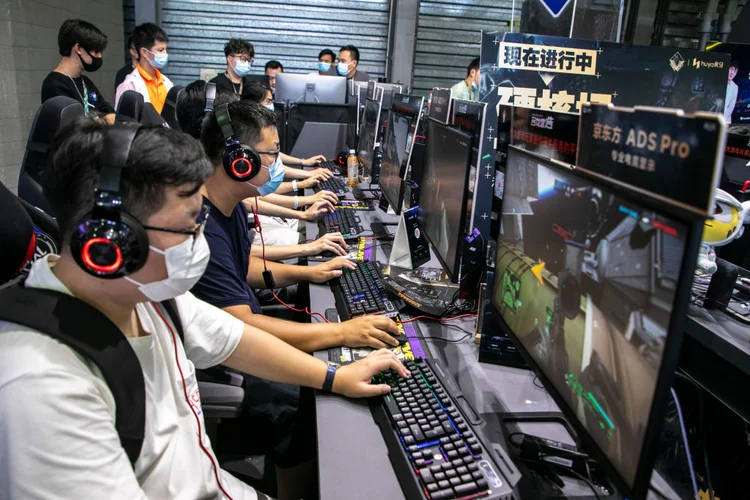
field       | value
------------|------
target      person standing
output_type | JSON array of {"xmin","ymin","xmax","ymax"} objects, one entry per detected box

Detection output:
[
  {"xmin": 313, "ymin": 48, "xmax": 335, "ymax": 75},
  {"xmin": 336, "ymin": 45, "xmax": 370, "ymax": 82},
  {"xmin": 265, "ymin": 60, "xmax": 284, "ymax": 90},
  {"xmin": 209, "ymin": 38, "xmax": 255, "ymax": 95},
  {"xmin": 450, "ymin": 57, "xmax": 480, "ymax": 102},
  {"xmin": 41, "ymin": 19, "xmax": 115, "ymax": 124},
  {"xmin": 115, "ymin": 23, "xmax": 173, "ymax": 113}
]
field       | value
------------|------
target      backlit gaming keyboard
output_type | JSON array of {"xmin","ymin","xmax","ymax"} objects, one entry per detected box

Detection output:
[
  {"xmin": 332, "ymin": 261, "xmax": 402, "ymax": 318},
  {"xmin": 321, "ymin": 208, "xmax": 364, "ymax": 238},
  {"xmin": 314, "ymin": 176, "xmax": 349, "ymax": 196},
  {"xmin": 318, "ymin": 159, "xmax": 344, "ymax": 174},
  {"xmin": 372, "ymin": 358, "xmax": 516, "ymax": 500}
]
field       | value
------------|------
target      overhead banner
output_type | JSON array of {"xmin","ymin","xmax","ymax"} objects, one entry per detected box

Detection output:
[
  {"xmin": 482, "ymin": 32, "xmax": 729, "ymax": 116},
  {"xmin": 577, "ymin": 104, "xmax": 726, "ymax": 216}
]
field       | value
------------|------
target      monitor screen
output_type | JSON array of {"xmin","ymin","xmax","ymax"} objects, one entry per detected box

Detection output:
[
  {"xmin": 274, "ymin": 73, "xmax": 347, "ymax": 104},
  {"xmin": 707, "ymin": 42, "xmax": 750, "ymax": 125},
  {"xmin": 421, "ymin": 120, "xmax": 472, "ymax": 281},
  {"xmin": 358, "ymin": 97, "xmax": 382, "ymax": 176},
  {"xmin": 491, "ymin": 145, "xmax": 692, "ymax": 493},
  {"xmin": 378, "ymin": 93, "xmax": 424, "ymax": 214}
]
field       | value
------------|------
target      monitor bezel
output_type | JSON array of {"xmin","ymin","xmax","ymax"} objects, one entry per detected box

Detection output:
[
  {"xmin": 358, "ymin": 95, "xmax": 383, "ymax": 176},
  {"xmin": 429, "ymin": 88, "xmax": 453, "ymax": 125},
  {"xmin": 274, "ymin": 73, "xmax": 347, "ymax": 104},
  {"xmin": 489, "ymin": 145, "xmax": 705, "ymax": 499},
  {"xmin": 378, "ymin": 93, "xmax": 425, "ymax": 215},
  {"xmin": 421, "ymin": 118, "xmax": 473, "ymax": 283}
]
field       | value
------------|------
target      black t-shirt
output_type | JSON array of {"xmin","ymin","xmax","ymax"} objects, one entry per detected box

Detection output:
[
  {"xmin": 41, "ymin": 72, "xmax": 115, "ymax": 114},
  {"xmin": 191, "ymin": 196, "xmax": 263, "ymax": 314},
  {"xmin": 209, "ymin": 73, "xmax": 247, "ymax": 95},
  {"xmin": 114, "ymin": 64, "xmax": 133, "ymax": 94}
]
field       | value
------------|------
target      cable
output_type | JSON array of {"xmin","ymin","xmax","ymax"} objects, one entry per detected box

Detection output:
[
  {"xmin": 517, "ymin": 457, "xmax": 601, "ymax": 500},
  {"xmin": 155, "ymin": 307, "xmax": 233, "ymax": 500},
  {"xmin": 563, "ymin": 467, "xmax": 602, "ymax": 500},
  {"xmin": 533, "ymin": 376, "xmax": 545, "ymax": 389},
  {"xmin": 671, "ymin": 387, "xmax": 699, "ymax": 500}
]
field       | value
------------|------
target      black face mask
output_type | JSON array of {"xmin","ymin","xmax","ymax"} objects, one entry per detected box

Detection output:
[{"xmin": 78, "ymin": 49, "xmax": 103, "ymax": 72}]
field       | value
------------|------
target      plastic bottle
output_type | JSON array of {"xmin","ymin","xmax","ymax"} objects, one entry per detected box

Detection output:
[{"xmin": 347, "ymin": 149, "xmax": 359, "ymax": 187}]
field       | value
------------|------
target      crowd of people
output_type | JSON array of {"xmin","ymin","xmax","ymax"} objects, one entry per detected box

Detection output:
[{"xmin": 3, "ymin": 19, "xmax": 408, "ymax": 500}]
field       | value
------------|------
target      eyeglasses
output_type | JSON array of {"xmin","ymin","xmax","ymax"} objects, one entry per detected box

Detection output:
[
  {"xmin": 231, "ymin": 54, "xmax": 254, "ymax": 64},
  {"xmin": 142, "ymin": 203, "xmax": 210, "ymax": 251},
  {"xmin": 257, "ymin": 148, "xmax": 281, "ymax": 160}
]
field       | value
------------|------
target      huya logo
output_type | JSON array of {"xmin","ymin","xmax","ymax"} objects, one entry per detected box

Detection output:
[{"xmin": 692, "ymin": 58, "xmax": 724, "ymax": 69}]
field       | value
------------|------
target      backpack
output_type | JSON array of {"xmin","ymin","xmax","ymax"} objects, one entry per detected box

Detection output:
[{"xmin": 0, "ymin": 285, "xmax": 184, "ymax": 469}]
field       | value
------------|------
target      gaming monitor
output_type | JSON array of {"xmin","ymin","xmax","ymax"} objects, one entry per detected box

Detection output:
[
  {"xmin": 274, "ymin": 73, "xmax": 347, "ymax": 104},
  {"xmin": 374, "ymin": 83, "xmax": 403, "ymax": 110},
  {"xmin": 490, "ymin": 145, "xmax": 701, "ymax": 498},
  {"xmin": 420, "ymin": 119, "xmax": 472, "ymax": 282},
  {"xmin": 358, "ymin": 96, "xmax": 383, "ymax": 177},
  {"xmin": 379, "ymin": 93, "xmax": 425, "ymax": 214},
  {"xmin": 452, "ymin": 99, "xmax": 487, "ymax": 232}
]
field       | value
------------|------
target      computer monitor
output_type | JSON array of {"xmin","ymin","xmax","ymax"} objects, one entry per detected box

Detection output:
[
  {"xmin": 420, "ymin": 119, "xmax": 472, "ymax": 282},
  {"xmin": 452, "ymin": 99, "xmax": 487, "ymax": 232},
  {"xmin": 374, "ymin": 83, "xmax": 403, "ymax": 110},
  {"xmin": 378, "ymin": 93, "xmax": 425, "ymax": 214},
  {"xmin": 244, "ymin": 74, "xmax": 270, "ymax": 87},
  {"xmin": 274, "ymin": 73, "xmax": 347, "ymax": 104},
  {"xmin": 358, "ymin": 96, "xmax": 383, "ymax": 178},
  {"xmin": 491, "ymin": 145, "xmax": 700, "ymax": 498},
  {"xmin": 429, "ymin": 88, "xmax": 452, "ymax": 124}
]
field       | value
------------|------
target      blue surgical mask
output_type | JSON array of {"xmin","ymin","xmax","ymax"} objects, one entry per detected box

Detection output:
[
  {"xmin": 148, "ymin": 50, "xmax": 168, "ymax": 69},
  {"xmin": 234, "ymin": 59, "xmax": 251, "ymax": 77},
  {"xmin": 337, "ymin": 62, "xmax": 350, "ymax": 76},
  {"xmin": 264, "ymin": 103, "xmax": 275, "ymax": 112},
  {"xmin": 471, "ymin": 81, "xmax": 478, "ymax": 91},
  {"xmin": 318, "ymin": 61, "xmax": 331, "ymax": 73},
  {"xmin": 249, "ymin": 155, "xmax": 284, "ymax": 196}
]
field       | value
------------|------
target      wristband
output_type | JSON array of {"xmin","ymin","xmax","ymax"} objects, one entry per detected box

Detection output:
[
  {"xmin": 294, "ymin": 195, "xmax": 299, "ymax": 209},
  {"xmin": 292, "ymin": 180, "xmax": 298, "ymax": 191},
  {"xmin": 322, "ymin": 363, "xmax": 338, "ymax": 392}
]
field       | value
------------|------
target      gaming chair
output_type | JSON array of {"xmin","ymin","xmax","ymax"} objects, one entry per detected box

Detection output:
[
  {"xmin": 116, "ymin": 90, "xmax": 145, "ymax": 123},
  {"xmin": 161, "ymin": 85, "xmax": 184, "ymax": 129},
  {"xmin": 17, "ymin": 96, "xmax": 84, "ymax": 215}
]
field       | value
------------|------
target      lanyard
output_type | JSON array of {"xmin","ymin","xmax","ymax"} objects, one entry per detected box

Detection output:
[{"xmin": 61, "ymin": 68, "xmax": 90, "ymax": 116}]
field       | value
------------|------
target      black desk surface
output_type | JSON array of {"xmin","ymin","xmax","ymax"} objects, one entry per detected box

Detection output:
[{"xmin": 303, "ymin": 180, "xmax": 681, "ymax": 500}]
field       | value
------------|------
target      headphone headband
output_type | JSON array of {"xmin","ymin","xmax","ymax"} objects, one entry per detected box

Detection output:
[
  {"xmin": 215, "ymin": 103, "xmax": 238, "ymax": 145},
  {"xmin": 214, "ymin": 103, "xmax": 262, "ymax": 181}
]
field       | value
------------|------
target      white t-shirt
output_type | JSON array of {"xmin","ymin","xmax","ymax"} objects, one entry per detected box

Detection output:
[
  {"xmin": 0, "ymin": 256, "xmax": 256, "ymax": 499},
  {"xmin": 725, "ymin": 80, "xmax": 739, "ymax": 123}
]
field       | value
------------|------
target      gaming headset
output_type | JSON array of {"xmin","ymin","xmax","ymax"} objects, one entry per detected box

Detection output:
[
  {"xmin": 70, "ymin": 125, "xmax": 149, "ymax": 278},
  {"xmin": 214, "ymin": 103, "xmax": 262, "ymax": 181}
]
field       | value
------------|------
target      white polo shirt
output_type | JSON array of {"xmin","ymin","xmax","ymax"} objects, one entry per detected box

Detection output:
[{"xmin": 0, "ymin": 255, "xmax": 256, "ymax": 499}]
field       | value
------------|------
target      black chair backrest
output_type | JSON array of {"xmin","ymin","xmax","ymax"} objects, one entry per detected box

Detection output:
[
  {"xmin": 161, "ymin": 85, "xmax": 184, "ymax": 130},
  {"xmin": 17, "ymin": 97, "xmax": 84, "ymax": 215},
  {"xmin": 116, "ymin": 90, "xmax": 145, "ymax": 124},
  {"xmin": 140, "ymin": 102, "xmax": 169, "ymax": 127}
]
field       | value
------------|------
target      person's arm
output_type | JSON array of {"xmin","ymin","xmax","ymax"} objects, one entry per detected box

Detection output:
[
  {"xmin": 250, "ymin": 232, "xmax": 348, "ymax": 261},
  {"xmin": 41, "ymin": 74, "xmax": 79, "ymax": 103},
  {"xmin": 243, "ymin": 197, "xmax": 333, "ymax": 220},
  {"xmin": 247, "ymin": 255, "xmax": 356, "ymax": 288},
  {"xmin": 86, "ymin": 77, "xmax": 116, "ymax": 114},
  {"xmin": 280, "ymin": 153, "xmax": 327, "ymax": 168},
  {"xmin": 271, "ymin": 176, "xmax": 319, "ymax": 195},
  {"xmin": 260, "ymin": 190, "xmax": 338, "ymax": 210}
]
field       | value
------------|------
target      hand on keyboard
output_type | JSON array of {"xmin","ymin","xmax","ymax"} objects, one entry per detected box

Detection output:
[
  {"xmin": 309, "ymin": 167, "xmax": 333, "ymax": 180},
  {"xmin": 304, "ymin": 232, "xmax": 348, "ymax": 257},
  {"xmin": 302, "ymin": 200, "xmax": 335, "ymax": 220},
  {"xmin": 303, "ymin": 154, "xmax": 327, "ymax": 167},
  {"xmin": 311, "ymin": 189, "xmax": 339, "ymax": 205},
  {"xmin": 309, "ymin": 257, "xmax": 357, "ymax": 283},
  {"xmin": 334, "ymin": 349, "xmax": 410, "ymax": 397},
  {"xmin": 340, "ymin": 315, "xmax": 400, "ymax": 349},
  {"xmin": 297, "ymin": 177, "xmax": 320, "ymax": 190}
]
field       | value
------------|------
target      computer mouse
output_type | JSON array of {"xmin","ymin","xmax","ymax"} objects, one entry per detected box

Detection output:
[{"xmin": 394, "ymin": 333, "xmax": 409, "ymax": 345}]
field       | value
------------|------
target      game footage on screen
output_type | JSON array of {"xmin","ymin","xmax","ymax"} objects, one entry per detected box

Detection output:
[{"xmin": 491, "ymin": 147, "xmax": 688, "ymax": 485}]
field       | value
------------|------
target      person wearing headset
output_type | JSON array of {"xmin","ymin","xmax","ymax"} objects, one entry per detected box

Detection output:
[
  {"xmin": 176, "ymin": 80, "xmax": 341, "ymax": 253},
  {"xmin": 0, "ymin": 120, "xmax": 408, "ymax": 499}
]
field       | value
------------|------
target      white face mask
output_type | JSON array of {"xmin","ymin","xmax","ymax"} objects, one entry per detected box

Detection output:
[{"xmin": 125, "ymin": 232, "xmax": 211, "ymax": 302}]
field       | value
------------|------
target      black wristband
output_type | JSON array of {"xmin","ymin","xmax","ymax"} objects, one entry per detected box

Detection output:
[{"xmin": 322, "ymin": 363, "xmax": 337, "ymax": 392}]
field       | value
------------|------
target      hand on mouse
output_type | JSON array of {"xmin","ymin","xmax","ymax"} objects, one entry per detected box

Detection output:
[
  {"xmin": 333, "ymin": 348, "xmax": 410, "ymax": 397},
  {"xmin": 304, "ymin": 232, "xmax": 348, "ymax": 256},
  {"xmin": 337, "ymin": 315, "xmax": 400, "ymax": 349}
]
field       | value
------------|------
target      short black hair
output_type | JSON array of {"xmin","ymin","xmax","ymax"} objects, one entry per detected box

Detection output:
[
  {"xmin": 466, "ymin": 57, "xmax": 480, "ymax": 77},
  {"xmin": 177, "ymin": 80, "xmax": 239, "ymax": 139},
  {"xmin": 127, "ymin": 36, "xmax": 134, "ymax": 51},
  {"xmin": 339, "ymin": 45, "xmax": 360, "ymax": 63},
  {"xmin": 43, "ymin": 119, "xmax": 213, "ymax": 244},
  {"xmin": 132, "ymin": 23, "xmax": 168, "ymax": 56},
  {"xmin": 241, "ymin": 81, "xmax": 272, "ymax": 103},
  {"xmin": 318, "ymin": 48, "xmax": 335, "ymax": 61},
  {"xmin": 224, "ymin": 38, "xmax": 255, "ymax": 58},
  {"xmin": 200, "ymin": 100, "xmax": 278, "ymax": 166},
  {"xmin": 730, "ymin": 59, "xmax": 740, "ymax": 70},
  {"xmin": 265, "ymin": 60, "xmax": 283, "ymax": 72},
  {"xmin": 58, "ymin": 19, "xmax": 108, "ymax": 56}
]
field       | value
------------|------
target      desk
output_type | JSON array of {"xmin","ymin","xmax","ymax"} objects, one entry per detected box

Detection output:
[{"xmin": 303, "ymin": 181, "xmax": 681, "ymax": 500}]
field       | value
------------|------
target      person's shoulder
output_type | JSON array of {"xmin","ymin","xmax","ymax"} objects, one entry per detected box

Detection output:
[{"xmin": 209, "ymin": 73, "xmax": 228, "ymax": 84}]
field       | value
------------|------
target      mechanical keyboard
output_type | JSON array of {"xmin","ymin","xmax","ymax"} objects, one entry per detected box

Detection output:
[
  {"xmin": 371, "ymin": 357, "xmax": 518, "ymax": 500},
  {"xmin": 331, "ymin": 261, "xmax": 402, "ymax": 319},
  {"xmin": 314, "ymin": 176, "xmax": 349, "ymax": 196},
  {"xmin": 320, "ymin": 208, "xmax": 364, "ymax": 238},
  {"xmin": 318, "ymin": 159, "xmax": 345, "ymax": 174}
]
